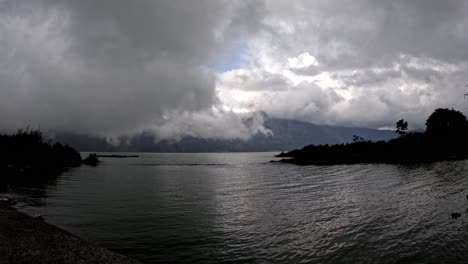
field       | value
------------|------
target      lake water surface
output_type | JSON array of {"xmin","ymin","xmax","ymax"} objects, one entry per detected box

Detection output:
[{"xmin": 4, "ymin": 152, "xmax": 468, "ymax": 263}]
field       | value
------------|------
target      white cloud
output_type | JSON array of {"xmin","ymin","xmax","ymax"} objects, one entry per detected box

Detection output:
[
  {"xmin": 216, "ymin": 0, "xmax": 468, "ymax": 129},
  {"xmin": 147, "ymin": 109, "xmax": 271, "ymax": 141},
  {"xmin": 287, "ymin": 53, "xmax": 319, "ymax": 70}
]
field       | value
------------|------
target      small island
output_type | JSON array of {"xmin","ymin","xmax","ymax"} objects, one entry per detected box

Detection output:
[
  {"xmin": 98, "ymin": 154, "xmax": 139, "ymax": 158},
  {"xmin": 277, "ymin": 108, "xmax": 468, "ymax": 165}
]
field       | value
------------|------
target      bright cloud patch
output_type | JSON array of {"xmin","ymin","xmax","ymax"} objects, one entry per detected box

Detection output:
[
  {"xmin": 287, "ymin": 53, "xmax": 319, "ymax": 70},
  {"xmin": 217, "ymin": 0, "xmax": 468, "ymax": 130}
]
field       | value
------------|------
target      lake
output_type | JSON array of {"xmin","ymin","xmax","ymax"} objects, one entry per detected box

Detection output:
[{"xmin": 3, "ymin": 152, "xmax": 468, "ymax": 263}]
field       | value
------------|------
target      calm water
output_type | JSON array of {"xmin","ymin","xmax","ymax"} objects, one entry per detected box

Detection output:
[{"xmin": 4, "ymin": 152, "xmax": 468, "ymax": 263}]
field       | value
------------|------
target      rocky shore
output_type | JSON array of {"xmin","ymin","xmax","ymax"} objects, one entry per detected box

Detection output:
[{"xmin": 0, "ymin": 201, "xmax": 140, "ymax": 264}]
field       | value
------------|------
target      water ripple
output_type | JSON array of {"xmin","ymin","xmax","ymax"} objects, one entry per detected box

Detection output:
[{"xmin": 5, "ymin": 153, "xmax": 468, "ymax": 263}]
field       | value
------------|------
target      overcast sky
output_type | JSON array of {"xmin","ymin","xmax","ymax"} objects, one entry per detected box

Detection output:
[{"xmin": 1, "ymin": 0, "xmax": 468, "ymax": 139}]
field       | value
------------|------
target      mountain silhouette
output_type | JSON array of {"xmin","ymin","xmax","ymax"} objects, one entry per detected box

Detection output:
[{"xmin": 53, "ymin": 118, "xmax": 396, "ymax": 153}]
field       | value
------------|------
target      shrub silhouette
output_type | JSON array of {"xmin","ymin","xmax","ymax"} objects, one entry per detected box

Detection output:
[
  {"xmin": 0, "ymin": 129, "xmax": 84, "ymax": 184},
  {"xmin": 352, "ymin": 135, "xmax": 365, "ymax": 142},
  {"xmin": 83, "ymin": 153, "xmax": 100, "ymax": 166}
]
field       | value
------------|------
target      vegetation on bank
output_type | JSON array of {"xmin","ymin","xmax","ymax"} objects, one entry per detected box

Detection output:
[
  {"xmin": 0, "ymin": 129, "xmax": 99, "ymax": 183},
  {"xmin": 277, "ymin": 108, "xmax": 468, "ymax": 165}
]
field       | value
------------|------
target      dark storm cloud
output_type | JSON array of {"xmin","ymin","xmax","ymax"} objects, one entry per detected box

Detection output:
[
  {"xmin": 0, "ymin": 0, "xmax": 267, "ymax": 138},
  {"xmin": 220, "ymin": 69, "xmax": 291, "ymax": 91},
  {"xmin": 261, "ymin": 0, "xmax": 468, "ymax": 69},
  {"xmin": 3, "ymin": 0, "xmax": 468, "ymax": 136}
]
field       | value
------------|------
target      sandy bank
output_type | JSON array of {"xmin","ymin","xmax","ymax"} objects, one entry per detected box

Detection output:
[{"xmin": 0, "ymin": 202, "xmax": 141, "ymax": 264}]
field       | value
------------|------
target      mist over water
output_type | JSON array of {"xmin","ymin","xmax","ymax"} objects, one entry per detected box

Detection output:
[{"xmin": 5, "ymin": 153, "xmax": 468, "ymax": 263}]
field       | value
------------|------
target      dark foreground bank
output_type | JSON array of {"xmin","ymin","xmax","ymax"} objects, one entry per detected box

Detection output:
[{"xmin": 0, "ymin": 202, "xmax": 140, "ymax": 264}]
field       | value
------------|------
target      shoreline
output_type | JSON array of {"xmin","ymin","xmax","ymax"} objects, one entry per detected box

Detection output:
[
  {"xmin": 274, "ymin": 155, "xmax": 468, "ymax": 165},
  {"xmin": 0, "ymin": 201, "xmax": 141, "ymax": 264}
]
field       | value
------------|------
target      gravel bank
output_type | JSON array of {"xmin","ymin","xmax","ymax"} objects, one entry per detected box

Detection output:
[{"xmin": 0, "ymin": 202, "xmax": 141, "ymax": 264}]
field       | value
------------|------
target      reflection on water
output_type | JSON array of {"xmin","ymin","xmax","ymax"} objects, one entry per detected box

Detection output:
[{"xmin": 4, "ymin": 153, "xmax": 468, "ymax": 263}]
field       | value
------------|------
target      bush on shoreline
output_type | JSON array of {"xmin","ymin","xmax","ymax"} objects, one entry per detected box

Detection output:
[{"xmin": 0, "ymin": 129, "xmax": 94, "ymax": 183}]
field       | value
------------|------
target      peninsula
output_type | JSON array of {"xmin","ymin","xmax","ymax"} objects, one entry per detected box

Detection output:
[{"xmin": 277, "ymin": 108, "xmax": 468, "ymax": 165}]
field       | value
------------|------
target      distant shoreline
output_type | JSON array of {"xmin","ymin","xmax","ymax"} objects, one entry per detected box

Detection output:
[
  {"xmin": 0, "ymin": 201, "xmax": 140, "ymax": 264},
  {"xmin": 275, "ymin": 155, "xmax": 468, "ymax": 166},
  {"xmin": 275, "ymin": 108, "xmax": 468, "ymax": 166},
  {"xmin": 98, "ymin": 154, "xmax": 140, "ymax": 158}
]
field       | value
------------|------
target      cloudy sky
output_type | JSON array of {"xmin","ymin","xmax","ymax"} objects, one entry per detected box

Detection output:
[{"xmin": 1, "ymin": 0, "xmax": 468, "ymax": 139}]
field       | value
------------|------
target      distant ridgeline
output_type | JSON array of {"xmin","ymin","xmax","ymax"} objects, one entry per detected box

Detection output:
[
  {"xmin": 0, "ymin": 129, "xmax": 98, "ymax": 184},
  {"xmin": 53, "ymin": 118, "xmax": 396, "ymax": 153},
  {"xmin": 277, "ymin": 108, "xmax": 468, "ymax": 165}
]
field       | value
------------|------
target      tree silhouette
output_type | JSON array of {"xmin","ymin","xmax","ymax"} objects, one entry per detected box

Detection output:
[
  {"xmin": 352, "ymin": 135, "xmax": 365, "ymax": 142},
  {"xmin": 395, "ymin": 119, "xmax": 408, "ymax": 135},
  {"xmin": 425, "ymin": 108, "xmax": 468, "ymax": 137}
]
